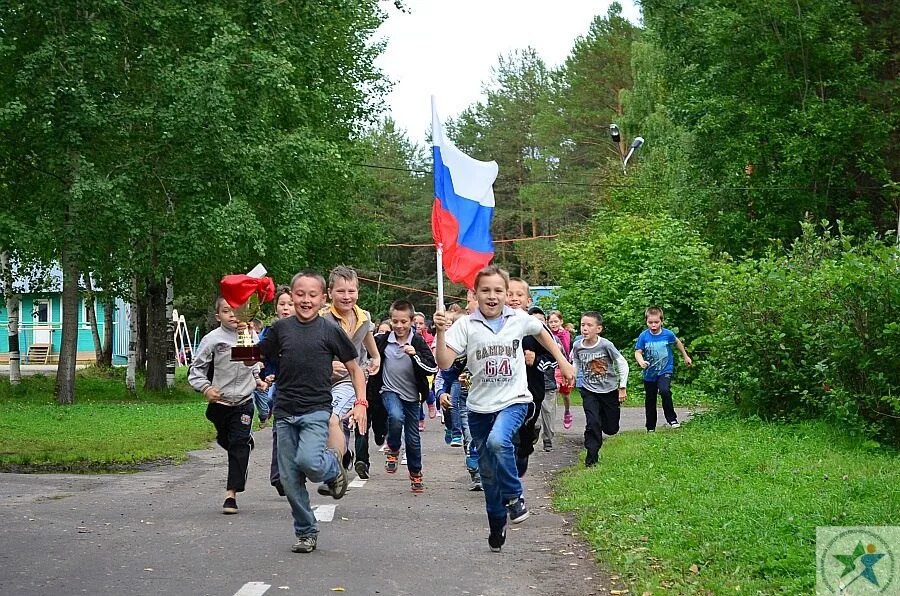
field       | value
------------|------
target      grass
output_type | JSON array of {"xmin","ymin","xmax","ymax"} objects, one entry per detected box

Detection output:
[
  {"xmin": 554, "ymin": 412, "xmax": 900, "ymax": 594},
  {"xmin": 0, "ymin": 366, "xmax": 214, "ymax": 471},
  {"xmin": 561, "ymin": 383, "xmax": 713, "ymax": 409}
]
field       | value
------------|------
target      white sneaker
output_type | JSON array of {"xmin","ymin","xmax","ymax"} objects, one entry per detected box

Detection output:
[
  {"xmin": 379, "ymin": 444, "xmax": 387, "ymax": 452},
  {"xmin": 401, "ymin": 451, "xmax": 408, "ymax": 465},
  {"xmin": 669, "ymin": 421, "xmax": 681, "ymax": 429}
]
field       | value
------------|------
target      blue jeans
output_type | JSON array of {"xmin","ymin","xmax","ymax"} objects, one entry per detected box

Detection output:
[
  {"xmin": 449, "ymin": 381, "xmax": 463, "ymax": 436},
  {"xmin": 382, "ymin": 391, "xmax": 422, "ymax": 474},
  {"xmin": 275, "ymin": 409, "xmax": 340, "ymax": 537},
  {"xmin": 468, "ymin": 403, "xmax": 528, "ymax": 530},
  {"xmin": 458, "ymin": 389, "xmax": 478, "ymax": 473}
]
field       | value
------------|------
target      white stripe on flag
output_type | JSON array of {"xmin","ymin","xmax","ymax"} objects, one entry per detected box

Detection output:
[
  {"xmin": 313, "ymin": 504, "xmax": 336, "ymax": 522},
  {"xmin": 233, "ymin": 582, "xmax": 271, "ymax": 596}
]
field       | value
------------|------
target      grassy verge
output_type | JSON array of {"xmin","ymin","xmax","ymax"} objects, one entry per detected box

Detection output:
[
  {"xmin": 0, "ymin": 366, "xmax": 213, "ymax": 471},
  {"xmin": 561, "ymin": 384, "xmax": 713, "ymax": 409},
  {"xmin": 554, "ymin": 412, "xmax": 900, "ymax": 594}
]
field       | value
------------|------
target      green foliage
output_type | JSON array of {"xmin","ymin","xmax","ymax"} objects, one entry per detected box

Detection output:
[
  {"xmin": 0, "ymin": 368, "xmax": 212, "ymax": 470},
  {"xmin": 554, "ymin": 212, "xmax": 714, "ymax": 353},
  {"xmin": 699, "ymin": 222, "xmax": 900, "ymax": 443},
  {"xmin": 555, "ymin": 413, "xmax": 900, "ymax": 594}
]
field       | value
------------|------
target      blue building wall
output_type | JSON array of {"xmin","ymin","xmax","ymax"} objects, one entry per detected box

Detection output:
[{"xmin": 0, "ymin": 294, "xmax": 121, "ymax": 362}]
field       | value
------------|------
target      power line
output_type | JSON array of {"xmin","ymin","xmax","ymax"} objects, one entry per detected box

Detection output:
[
  {"xmin": 379, "ymin": 234, "xmax": 558, "ymax": 248},
  {"xmin": 352, "ymin": 162, "xmax": 882, "ymax": 192},
  {"xmin": 357, "ymin": 275, "xmax": 465, "ymax": 302}
]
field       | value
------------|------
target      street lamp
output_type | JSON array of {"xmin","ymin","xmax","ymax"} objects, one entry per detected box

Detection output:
[{"xmin": 609, "ymin": 123, "xmax": 644, "ymax": 174}]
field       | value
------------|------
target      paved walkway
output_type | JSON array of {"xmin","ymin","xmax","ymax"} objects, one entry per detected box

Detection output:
[{"xmin": 0, "ymin": 402, "xmax": 691, "ymax": 596}]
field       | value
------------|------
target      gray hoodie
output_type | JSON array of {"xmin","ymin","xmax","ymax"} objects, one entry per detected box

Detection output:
[{"xmin": 188, "ymin": 326, "xmax": 259, "ymax": 405}]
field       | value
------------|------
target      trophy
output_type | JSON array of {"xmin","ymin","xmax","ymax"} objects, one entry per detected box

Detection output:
[{"xmin": 219, "ymin": 264, "xmax": 276, "ymax": 363}]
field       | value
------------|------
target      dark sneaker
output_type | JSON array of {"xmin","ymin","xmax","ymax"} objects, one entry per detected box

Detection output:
[
  {"xmin": 543, "ymin": 440, "xmax": 552, "ymax": 452},
  {"xmin": 506, "ymin": 497, "xmax": 529, "ymax": 524},
  {"xmin": 488, "ymin": 527, "xmax": 507, "ymax": 552},
  {"xmin": 450, "ymin": 433, "xmax": 463, "ymax": 447},
  {"xmin": 316, "ymin": 483, "xmax": 331, "ymax": 497},
  {"xmin": 291, "ymin": 534, "xmax": 317, "ymax": 553},
  {"xmin": 384, "ymin": 450, "xmax": 399, "ymax": 474},
  {"xmin": 222, "ymin": 497, "xmax": 238, "ymax": 514},
  {"xmin": 668, "ymin": 421, "xmax": 681, "ymax": 429},
  {"xmin": 326, "ymin": 456, "xmax": 348, "ymax": 500},
  {"xmin": 468, "ymin": 474, "xmax": 483, "ymax": 492},
  {"xmin": 272, "ymin": 480, "xmax": 286, "ymax": 497},
  {"xmin": 410, "ymin": 472, "xmax": 425, "ymax": 493},
  {"xmin": 354, "ymin": 460, "xmax": 370, "ymax": 480},
  {"xmin": 342, "ymin": 449, "xmax": 354, "ymax": 470}
]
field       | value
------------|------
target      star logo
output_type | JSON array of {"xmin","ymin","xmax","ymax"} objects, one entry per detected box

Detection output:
[
  {"xmin": 834, "ymin": 542, "xmax": 886, "ymax": 588},
  {"xmin": 818, "ymin": 527, "xmax": 897, "ymax": 594}
]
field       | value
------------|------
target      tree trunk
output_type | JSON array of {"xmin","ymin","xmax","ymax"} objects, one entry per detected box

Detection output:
[
  {"xmin": 165, "ymin": 277, "xmax": 175, "ymax": 388},
  {"xmin": 136, "ymin": 288, "xmax": 147, "ymax": 373},
  {"xmin": 144, "ymin": 278, "xmax": 167, "ymax": 390},
  {"xmin": 1, "ymin": 251, "xmax": 22, "ymax": 385},
  {"xmin": 55, "ymin": 240, "xmax": 80, "ymax": 404},
  {"xmin": 83, "ymin": 273, "xmax": 103, "ymax": 363},
  {"xmin": 126, "ymin": 277, "xmax": 138, "ymax": 391},
  {"xmin": 100, "ymin": 293, "xmax": 114, "ymax": 367}
]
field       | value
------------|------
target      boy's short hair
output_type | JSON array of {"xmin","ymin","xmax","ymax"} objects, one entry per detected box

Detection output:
[
  {"xmin": 645, "ymin": 306, "xmax": 664, "ymax": 320},
  {"xmin": 447, "ymin": 303, "xmax": 462, "ymax": 313},
  {"xmin": 328, "ymin": 265, "xmax": 358, "ymax": 290},
  {"xmin": 413, "ymin": 311, "xmax": 426, "ymax": 320},
  {"xmin": 390, "ymin": 300, "xmax": 416, "ymax": 318},
  {"xmin": 582, "ymin": 311, "xmax": 603, "ymax": 325},
  {"xmin": 214, "ymin": 296, "xmax": 229, "ymax": 312},
  {"xmin": 473, "ymin": 265, "xmax": 510, "ymax": 290},
  {"xmin": 508, "ymin": 277, "xmax": 530, "ymax": 293},
  {"xmin": 527, "ymin": 305, "xmax": 545, "ymax": 317},
  {"xmin": 276, "ymin": 284, "xmax": 291, "ymax": 299},
  {"xmin": 291, "ymin": 271, "xmax": 327, "ymax": 293}
]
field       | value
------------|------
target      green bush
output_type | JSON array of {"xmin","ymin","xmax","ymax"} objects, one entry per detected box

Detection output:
[
  {"xmin": 554, "ymin": 212, "xmax": 714, "ymax": 361},
  {"xmin": 699, "ymin": 221, "xmax": 900, "ymax": 443}
]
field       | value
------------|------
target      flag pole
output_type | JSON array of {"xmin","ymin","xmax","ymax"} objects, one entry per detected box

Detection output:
[
  {"xmin": 436, "ymin": 243, "xmax": 445, "ymax": 314},
  {"xmin": 432, "ymin": 95, "xmax": 446, "ymax": 314}
]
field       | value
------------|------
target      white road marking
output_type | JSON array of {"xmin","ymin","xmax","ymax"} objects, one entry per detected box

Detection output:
[
  {"xmin": 348, "ymin": 478, "xmax": 367, "ymax": 488},
  {"xmin": 233, "ymin": 582, "xmax": 270, "ymax": 596},
  {"xmin": 313, "ymin": 504, "xmax": 336, "ymax": 522}
]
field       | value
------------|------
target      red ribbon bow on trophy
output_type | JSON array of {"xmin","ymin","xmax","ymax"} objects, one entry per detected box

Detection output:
[{"xmin": 219, "ymin": 274, "xmax": 276, "ymax": 309}]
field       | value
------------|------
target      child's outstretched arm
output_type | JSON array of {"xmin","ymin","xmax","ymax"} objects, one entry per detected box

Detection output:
[
  {"xmin": 433, "ymin": 311, "xmax": 458, "ymax": 370},
  {"xmin": 634, "ymin": 349, "xmax": 649, "ymax": 369},
  {"xmin": 675, "ymin": 338, "xmax": 693, "ymax": 367},
  {"xmin": 344, "ymin": 359, "xmax": 368, "ymax": 433},
  {"xmin": 363, "ymin": 330, "xmax": 381, "ymax": 375},
  {"xmin": 536, "ymin": 329, "xmax": 575, "ymax": 385}
]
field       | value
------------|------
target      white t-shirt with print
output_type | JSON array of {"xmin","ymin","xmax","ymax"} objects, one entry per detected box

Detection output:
[{"xmin": 444, "ymin": 307, "xmax": 544, "ymax": 414}]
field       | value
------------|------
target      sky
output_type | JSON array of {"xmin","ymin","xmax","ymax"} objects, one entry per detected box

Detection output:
[{"xmin": 373, "ymin": 0, "xmax": 641, "ymax": 144}]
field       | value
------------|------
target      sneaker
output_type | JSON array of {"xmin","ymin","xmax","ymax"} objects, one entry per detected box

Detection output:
[
  {"xmin": 418, "ymin": 419, "xmax": 426, "ymax": 431},
  {"xmin": 342, "ymin": 449, "xmax": 354, "ymax": 470},
  {"xmin": 384, "ymin": 450, "xmax": 399, "ymax": 473},
  {"xmin": 222, "ymin": 497, "xmax": 238, "ymax": 514},
  {"xmin": 325, "ymin": 451, "xmax": 348, "ymax": 500},
  {"xmin": 506, "ymin": 497, "xmax": 529, "ymax": 524},
  {"xmin": 400, "ymin": 452, "xmax": 408, "ymax": 465},
  {"xmin": 450, "ymin": 433, "xmax": 463, "ymax": 447},
  {"xmin": 563, "ymin": 411, "xmax": 573, "ymax": 429},
  {"xmin": 379, "ymin": 444, "xmax": 388, "ymax": 453},
  {"xmin": 444, "ymin": 428, "xmax": 452, "ymax": 445},
  {"xmin": 543, "ymin": 440, "xmax": 552, "ymax": 452},
  {"xmin": 669, "ymin": 421, "xmax": 681, "ymax": 429},
  {"xmin": 488, "ymin": 527, "xmax": 507, "ymax": 552},
  {"xmin": 291, "ymin": 534, "xmax": 317, "ymax": 554},
  {"xmin": 354, "ymin": 460, "xmax": 370, "ymax": 480},
  {"xmin": 410, "ymin": 472, "xmax": 425, "ymax": 493},
  {"xmin": 427, "ymin": 403, "xmax": 437, "ymax": 419},
  {"xmin": 316, "ymin": 483, "xmax": 331, "ymax": 497},
  {"xmin": 468, "ymin": 475, "xmax": 483, "ymax": 492},
  {"xmin": 647, "ymin": 428, "xmax": 656, "ymax": 433},
  {"xmin": 272, "ymin": 480, "xmax": 286, "ymax": 497}
]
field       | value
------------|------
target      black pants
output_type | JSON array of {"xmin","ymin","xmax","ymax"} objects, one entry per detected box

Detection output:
[
  {"xmin": 644, "ymin": 374, "xmax": 677, "ymax": 430},
  {"xmin": 205, "ymin": 401, "xmax": 254, "ymax": 492},
  {"xmin": 581, "ymin": 388, "xmax": 621, "ymax": 465},
  {"xmin": 515, "ymin": 395, "xmax": 543, "ymax": 477},
  {"xmin": 269, "ymin": 425, "xmax": 280, "ymax": 485}
]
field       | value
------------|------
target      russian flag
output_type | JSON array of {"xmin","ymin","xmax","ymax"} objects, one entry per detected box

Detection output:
[{"xmin": 431, "ymin": 101, "xmax": 499, "ymax": 289}]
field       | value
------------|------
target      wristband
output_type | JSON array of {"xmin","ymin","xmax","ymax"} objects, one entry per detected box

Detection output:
[{"xmin": 354, "ymin": 399, "xmax": 369, "ymax": 408}]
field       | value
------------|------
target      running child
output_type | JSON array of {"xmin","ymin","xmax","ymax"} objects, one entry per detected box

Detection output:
[{"xmin": 634, "ymin": 306, "xmax": 692, "ymax": 431}]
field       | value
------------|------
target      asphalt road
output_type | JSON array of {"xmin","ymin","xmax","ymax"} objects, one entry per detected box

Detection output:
[{"xmin": 0, "ymin": 403, "xmax": 691, "ymax": 596}]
